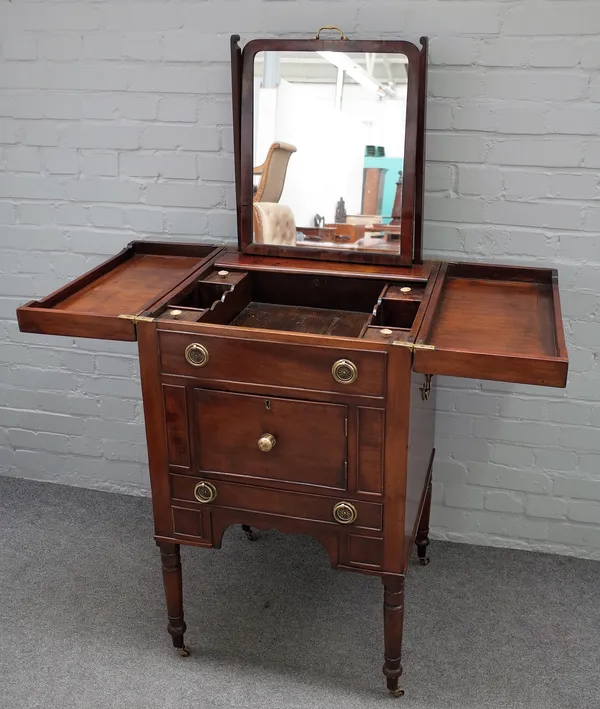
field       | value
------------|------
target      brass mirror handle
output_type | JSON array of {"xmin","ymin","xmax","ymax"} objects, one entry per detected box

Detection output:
[
  {"xmin": 313, "ymin": 25, "xmax": 348, "ymax": 40},
  {"xmin": 184, "ymin": 343, "xmax": 209, "ymax": 368},
  {"xmin": 333, "ymin": 501, "xmax": 358, "ymax": 525},
  {"xmin": 332, "ymin": 359, "xmax": 358, "ymax": 385},
  {"xmin": 258, "ymin": 433, "xmax": 276, "ymax": 453},
  {"xmin": 193, "ymin": 481, "xmax": 217, "ymax": 504}
]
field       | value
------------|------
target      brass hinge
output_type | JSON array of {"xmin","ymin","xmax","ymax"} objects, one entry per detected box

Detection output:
[
  {"xmin": 118, "ymin": 314, "xmax": 154, "ymax": 323},
  {"xmin": 344, "ymin": 418, "xmax": 348, "ymax": 437},
  {"xmin": 392, "ymin": 341, "xmax": 436, "ymax": 352}
]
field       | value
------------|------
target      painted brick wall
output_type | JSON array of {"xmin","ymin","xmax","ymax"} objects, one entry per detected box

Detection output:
[{"xmin": 0, "ymin": 1, "xmax": 599, "ymax": 559}]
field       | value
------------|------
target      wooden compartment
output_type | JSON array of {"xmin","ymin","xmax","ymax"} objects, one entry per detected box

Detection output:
[
  {"xmin": 17, "ymin": 241, "xmax": 223, "ymax": 341},
  {"xmin": 166, "ymin": 269, "xmax": 386, "ymax": 337},
  {"xmin": 162, "ymin": 268, "xmax": 431, "ymax": 339},
  {"xmin": 413, "ymin": 263, "xmax": 568, "ymax": 387},
  {"xmin": 373, "ymin": 283, "xmax": 426, "ymax": 329}
]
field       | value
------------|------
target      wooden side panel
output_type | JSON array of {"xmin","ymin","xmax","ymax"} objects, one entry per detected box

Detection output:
[
  {"xmin": 172, "ymin": 506, "xmax": 211, "ymax": 541},
  {"xmin": 163, "ymin": 384, "xmax": 190, "ymax": 469},
  {"xmin": 137, "ymin": 321, "xmax": 173, "ymax": 539},
  {"xmin": 16, "ymin": 308, "xmax": 136, "ymax": 341},
  {"xmin": 403, "ymin": 372, "xmax": 436, "ymax": 569},
  {"xmin": 357, "ymin": 407, "xmax": 385, "ymax": 495},
  {"xmin": 347, "ymin": 535, "xmax": 383, "ymax": 569},
  {"xmin": 382, "ymin": 345, "xmax": 411, "ymax": 575}
]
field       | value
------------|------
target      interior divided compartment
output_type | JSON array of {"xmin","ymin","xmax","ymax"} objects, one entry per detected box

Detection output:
[
  {"xmin": 164, "ymin": 268, "xmax": 427, "ymax": 339},
  {"xmin": 372, "ymin": 283, "xmax": 426, "ymax": 329}
]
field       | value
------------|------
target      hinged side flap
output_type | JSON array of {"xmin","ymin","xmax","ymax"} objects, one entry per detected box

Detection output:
[
  {"xmin": 413, "ymin": 262, "xmax": 568, "ymax": 387},
  {"xmin": 17, "ymin": 242, "xmax": 223, "ymax": 342}
]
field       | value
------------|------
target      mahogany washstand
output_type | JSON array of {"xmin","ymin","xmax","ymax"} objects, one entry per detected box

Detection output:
[{"xmin": 17, "ymin": 31, "xmax": 568, "ymax": 697}]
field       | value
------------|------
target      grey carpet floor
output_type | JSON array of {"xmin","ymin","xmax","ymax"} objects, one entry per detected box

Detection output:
[{"xmin": 0, "ymin": 476, "xmax": 599, "ymax": 709}]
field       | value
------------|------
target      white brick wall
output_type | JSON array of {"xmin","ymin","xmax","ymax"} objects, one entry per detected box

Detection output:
[{"xmin": 0, "ymin": 0, "xmax": 599, "ymax": 559}]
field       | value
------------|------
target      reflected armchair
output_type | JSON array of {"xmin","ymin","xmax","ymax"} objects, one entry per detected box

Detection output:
[
  {"xmin": 253, "ymin": 142, "xmax": 297, "ymax": 203},
  {"xmin": 253, "ymin": 202, "xmax": 296, "ymax": 246}
]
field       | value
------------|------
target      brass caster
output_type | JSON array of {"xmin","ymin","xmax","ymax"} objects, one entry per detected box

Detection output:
[
  {"xmin": 389, "ymin": 688, "xmax": 405, "ymax": 698},
  {"xmin": 177, "ymin": 646, "xmax": 191, "ymax": 657},
  {"xmin": 419, "ymin": 557, "xmax": 430, "ymax": 566}
]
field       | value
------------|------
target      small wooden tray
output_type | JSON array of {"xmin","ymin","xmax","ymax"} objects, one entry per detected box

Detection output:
[
  {"xmin": 17, "ymin": 241, "xmax": 223, "ymax": 341},
  {"xmin": 413, "ymin": 262, "xmax": 568, "ymax": 387}
]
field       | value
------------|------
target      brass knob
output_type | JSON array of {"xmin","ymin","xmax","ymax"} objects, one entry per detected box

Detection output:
[
  {"xmin": 332, "ymin": 501, "xmax": 357, "ymax": 525},
  {"xmin": 184, "ymin": 343, "xmax": 209, "ymax": 367},
  {"xmin": 332, "ymin": 359, "xmax": 358, "ymax": 384},
  {"xmin": 257, "ymin": 433, "xmax": 276, "ymax": 452},
  {"xmin": 193, "ymin": 481, "xmax": 217, "ymax": 504}
]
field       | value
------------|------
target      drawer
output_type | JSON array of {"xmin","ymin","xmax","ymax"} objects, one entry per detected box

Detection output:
[
  {"xmin": 195, "ymin": 389, "xmax": 347, "ymax": 491},
  {"xmin": 170, "ymin": 474, "xmax": 383, "ymax": 531},
  {"xmin": 158, "ymin": 330, "xmax": 386, "ymax": 398}
]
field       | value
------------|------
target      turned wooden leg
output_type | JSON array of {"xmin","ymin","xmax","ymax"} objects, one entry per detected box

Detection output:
[
  {"xmin": 158, "ymin": 542, "xmax": 190, "ymax": 657},
  {"xmin": 415, "ymin": 478, "xmax": 432, "ymax": 566},
  {"xmin": 383, "ymin": 576, "xmax": 405, "ymax": 697}
]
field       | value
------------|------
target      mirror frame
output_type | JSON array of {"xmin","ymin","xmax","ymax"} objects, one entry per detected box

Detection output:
[{"xmin": 231, "ymin": 35, "xmax": 428, "ymax": 267}]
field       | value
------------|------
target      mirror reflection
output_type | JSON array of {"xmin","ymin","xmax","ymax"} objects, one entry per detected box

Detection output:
[{"xmin": 253, "ymin": 50, "xmax": 408, "ymax": 252}]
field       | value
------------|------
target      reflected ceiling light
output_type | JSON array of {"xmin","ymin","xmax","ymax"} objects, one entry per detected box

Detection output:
[{"xmin": 317, "ymin": 51, "xmax": 395, "ymax": 98}]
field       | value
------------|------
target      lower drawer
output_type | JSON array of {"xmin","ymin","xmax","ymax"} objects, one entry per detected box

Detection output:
[{"xmin": 170, "ymin": 474, "xmax": 383, "ymax": 531}]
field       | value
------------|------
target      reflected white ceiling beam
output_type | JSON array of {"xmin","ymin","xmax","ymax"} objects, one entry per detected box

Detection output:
[
  {"xmin": 366, "ymin": 53, "xmax": 376, "ymax": 77},
  {"xmin": 381, "ymin": 55, "xmax": 395, "ymax": 87},
  {"xmin": 262, "ymin": 51, "xmax": 280, "ymax": 89},
  {"xmin": 317, "ymin": 51, "xmax": 396, "ymax": 98}
]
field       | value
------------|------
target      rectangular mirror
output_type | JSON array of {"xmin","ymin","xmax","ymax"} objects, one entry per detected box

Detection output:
[
  {"xmin": 236, "ymin": 37, "xmax": 425, "ymax": 266},
  {"xmin": 252, "ymin": 50, "xmax": 408, "ymax": 253}
]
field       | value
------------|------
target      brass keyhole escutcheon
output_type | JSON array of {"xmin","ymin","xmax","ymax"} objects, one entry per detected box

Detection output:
[
  {"xmin": 258, "ymin": 433, "xmax": 276, "ymax": 452},
  {"xmin": 184, "ymin": 343, "xmax": 209, "ymax": 368},
  {"xmin": 332, "ymin": 501, "xmax": 358, "ymax": 525},
  {"xmin": 332, "ymin": 359, "xmax": 358, "ymax": 385},
  {"xmin": 193, "ymin": 481, "xmax": 217, "ymax": 504}
]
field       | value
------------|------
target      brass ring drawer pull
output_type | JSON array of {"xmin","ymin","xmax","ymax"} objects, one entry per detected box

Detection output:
[
  {"xmin": 332, "ymin": 501, "xmax": 358, "ymax": 525},
  {"xmin": 332, "ymin": 359, "xmax": 358, "ymax": 384},
  {"xmin": 258, "ymin": 433, "xmax": 276, "ymax": 452},
  {"xmin": 185, "ymin": 343, "xmax": 209, "ymax": 368},
  {"xmin": 193, "ymin": 481, "xmax": 218, "ymax": 504}
]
